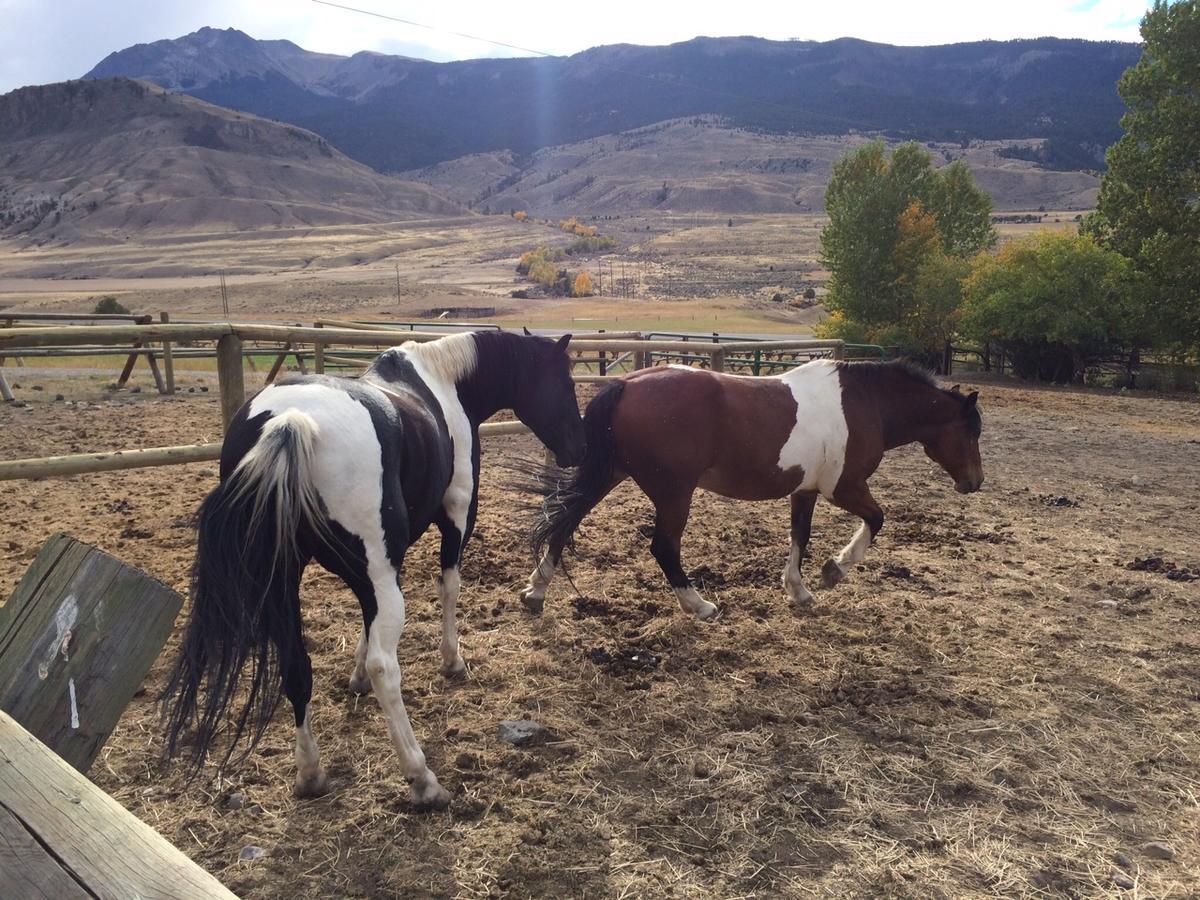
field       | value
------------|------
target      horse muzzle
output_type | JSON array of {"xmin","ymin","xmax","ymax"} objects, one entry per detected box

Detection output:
[{"xmin": 955, "ymin": 475, "xmax": 984, "ymax": 494}]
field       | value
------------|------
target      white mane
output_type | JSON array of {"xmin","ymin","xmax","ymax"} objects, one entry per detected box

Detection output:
[{"xmin": 402, "ymin": 332, "xmax": 479, "ymax": 385}]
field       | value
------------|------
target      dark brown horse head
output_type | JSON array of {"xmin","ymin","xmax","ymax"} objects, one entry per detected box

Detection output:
[
  {"xmin": 513, "ymin": 332, "xmax": 586, "ymax": 467},
  {"xmin": 921, "ymin": 386, "xmax": 984, "ymax": 494}
]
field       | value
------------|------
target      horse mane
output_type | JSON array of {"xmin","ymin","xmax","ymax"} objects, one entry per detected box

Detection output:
[
  {"xmin": 402, "ymin": 332, "xmax": 479, "ymax": 385},
  {"xmin": 842, "ymin": 358, "xmax": 940, "ymax": 390}
]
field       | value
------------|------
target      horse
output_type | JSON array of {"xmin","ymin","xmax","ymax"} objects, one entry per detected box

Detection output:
[
  {"xmin": 522, "ymin": 358, "xmax": 983, "ymax": 619},
  {"xmin": 162, "ymin": 330, "xmax": 584, "ymax": 810}
]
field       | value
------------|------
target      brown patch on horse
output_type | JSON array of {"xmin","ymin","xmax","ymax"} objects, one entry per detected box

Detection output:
[{"xmin": 612, "ymin": 368, "xmax": 803, "ymax": 500}]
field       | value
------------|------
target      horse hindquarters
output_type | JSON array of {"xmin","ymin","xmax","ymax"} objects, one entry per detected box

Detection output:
[{"xmin": 162, "ymin": 411, "xmax": 319, "ymax": 788}]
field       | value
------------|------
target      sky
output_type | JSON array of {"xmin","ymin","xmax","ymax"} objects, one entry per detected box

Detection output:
[{"xmin": 0, "ymin": 0, "xmax": 1151, "ymax": 95}]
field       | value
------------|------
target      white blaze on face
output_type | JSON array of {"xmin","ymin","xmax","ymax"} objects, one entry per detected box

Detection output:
[{"xmin": 776, "ymin": 360, "xmax": 849, "ymax": 498}]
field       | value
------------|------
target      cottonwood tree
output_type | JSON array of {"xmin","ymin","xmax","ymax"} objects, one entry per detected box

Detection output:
[
  {"xmin": 1085, "ymin": 0, "xmax": 1200, "ymax": 358},
  {"xmin": 819, "ymin": 141, "xmax": 995, "ymax": 358}
]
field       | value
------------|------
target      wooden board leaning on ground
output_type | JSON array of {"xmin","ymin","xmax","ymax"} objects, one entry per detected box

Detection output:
[
  {"xmin": 0, "ymin": 709, "xmax": 236, "ymax": 899},
  {"xmin": 0, "ymin": 533, "xmax": 183, "ymax": 773}
]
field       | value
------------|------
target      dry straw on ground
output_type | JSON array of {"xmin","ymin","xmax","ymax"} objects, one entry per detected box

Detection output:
[{"xmin": 1, "ymin": 373, "xmax": 1197, "ymax": 897}]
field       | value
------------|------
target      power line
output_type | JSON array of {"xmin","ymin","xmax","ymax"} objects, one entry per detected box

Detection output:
[{"xmin": 310, "ymin": 0, "xmax": 554, "ymax": 58}]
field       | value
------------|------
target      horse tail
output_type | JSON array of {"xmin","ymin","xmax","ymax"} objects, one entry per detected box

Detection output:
[
  {"xmin": 162, "ymin": 408, "xmax": 323, "ymax": 773},
  {"xmin": 530, "ymin": 380, "xmax": 626, "ymax": 563}
]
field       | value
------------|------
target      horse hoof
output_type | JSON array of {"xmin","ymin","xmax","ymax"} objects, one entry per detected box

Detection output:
[
  {"xmin": 293, "ymin": 770, "xmax": 330, "ymax": 799},
  {"xmin": 694, "ymin": 601, "xmax": 719, "ymax": 621},
  {"xmin": 411, "ymin": 777, "xmax": 451, "ymax": 811},
  {"xmin": 789, "ymin": 595, "xmax": 814, "ymax": 616},
  {"xmin": 348, "ymin": 673, "xmax": 372, "ymax": 695},
  {"xmin": 441, "ymin": 657, "xmax": 468, "ymax": 679},
  {"xmin": 519, "ymin": 588, "xmax": 545, "ymax": 615},
  {"xmin": 820, "ymin": 559, "xmax": 844, "ymax": 589}
]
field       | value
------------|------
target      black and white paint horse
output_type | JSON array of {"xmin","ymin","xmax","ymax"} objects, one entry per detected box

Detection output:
[{"xmin": 163, "ymin": 330, "xmax": 584, "ymax": 808}]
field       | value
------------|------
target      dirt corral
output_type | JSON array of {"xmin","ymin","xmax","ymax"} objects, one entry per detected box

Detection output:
[{"xmin": 1, "ymin": 374, "xmax": 1198, "ymax": 898}]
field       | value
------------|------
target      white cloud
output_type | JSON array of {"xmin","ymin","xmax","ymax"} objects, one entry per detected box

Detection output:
[{"xmin": 0, "ymin": 0, "xmax": 1151, "ymax": 95}]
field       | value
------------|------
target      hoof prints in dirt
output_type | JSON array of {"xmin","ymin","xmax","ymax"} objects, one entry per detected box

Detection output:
[
  {"xmin": 1036, "ymin": 493, "xmax": 1081, "ymax": 508},
  {"xmin": 584, "ymin": 646, "xmax": 661, "ymax": 684},
  {"xmin": 571, "ymin": 595, "xmax": 661, "ymax": 621}
]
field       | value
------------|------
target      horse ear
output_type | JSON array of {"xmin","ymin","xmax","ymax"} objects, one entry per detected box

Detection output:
[
  {"xmin": 523, "ymin": 326, "xmax": 533, "ymax": 336},
  {"xmin": 555, "ymin": 333, "xmax": 572, "ymax": 352},
  {"xmin": 950, "ymin": 383, "xmax": 962, "ymax": 394},
  {"xmin": 965, "ymin": 391, "xmax": 979, "ymax": 408}
]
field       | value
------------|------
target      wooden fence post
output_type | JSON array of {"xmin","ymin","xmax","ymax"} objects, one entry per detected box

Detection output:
[
  {"xmin": 832, "ymin": 341, "xmax": 845, "ymax": 361},
  {"xmin": 598, "ymin": 328, "xmax": 607, "ymax": 376},
  {"xmin": 314, "ymin": 321, "xmax": 325, "ymax": 375},
  {"xmin": 159, "ymin": 311, "xmax": 175, "ymax": 394},
  {"xmin": 710, "ymin": 347, "xmax": 726, "ymax": 372},
  {"xmin": 0, "ymin": 534, "xmax": 183, "ymax": 774},
  {"xmin": 217, "ymin": 332, "xmax": 245, "ymax": 431}
]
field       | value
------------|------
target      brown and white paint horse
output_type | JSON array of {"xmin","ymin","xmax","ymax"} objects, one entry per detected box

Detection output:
[{"xmin": 524, "ymin": 359, "xmax": 983, "ymax": 618}]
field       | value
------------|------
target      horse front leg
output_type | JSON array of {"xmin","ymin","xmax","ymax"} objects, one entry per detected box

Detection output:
[
  {"xmin": 783, "ymin": 491, "xmax": 818, "ymax": 612},
  {"xmin": 821, "ymin": 481, "xmax": 884, "ymax": 589}
]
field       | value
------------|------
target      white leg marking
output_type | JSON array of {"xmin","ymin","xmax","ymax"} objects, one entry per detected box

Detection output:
[
  {"xmin": 439, "ymin": 567, "xmax": 466, "ymax": 676},
  {"xmin": 293, "ymin": 718, "xmax": 328, "ymax": 797},
  {"xmin": 675, "ymin": 586, "xmax": 718, "ymax": 621},
  {"xmin": 782, "ymin": 542, "xmax": 813, "ymax": 608},
  {"xmin": 834, "ymin": 521, "xmax": 873, "ymax": 572},
  {"xmin": 348, "ymin": 627, "xmax": 371, "ymax": 694},
  {"xmin": 366, "ymin": 576, "xmax": 449, "ymax": 809},
  {"xmin": 520, "ymin": 552, "xmax": 557, "ymax": 611}
]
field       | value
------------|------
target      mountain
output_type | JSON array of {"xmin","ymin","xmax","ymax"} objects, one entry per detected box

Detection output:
[
  {"xmin": 85, "ymin": 29, "xmax": 1141, "ymax": 174},
  {"xmin": 404, "ymin": 118, "xmax": 1100, "ymax": 215},
  {"xmin": 0, "ymin": 78, "xmax": 466, "ymax": 243}
]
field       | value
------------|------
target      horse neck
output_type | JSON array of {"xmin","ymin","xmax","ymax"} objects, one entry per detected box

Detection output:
[
  {"xmin": 869, "ymin": 372, "xmax": 956, "ymax": 450},
  {"xmin": 453, "ymin": 333, "xmax": 520, "ymax": 425}
]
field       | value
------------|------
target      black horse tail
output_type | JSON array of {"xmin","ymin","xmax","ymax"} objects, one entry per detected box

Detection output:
[
  {"xmin": 162, "ymin": 409, "xmax": 324, "ymax": 773},
  {"xmin": 530, "ymin": 380, "xmax": 626, "ymax": 563}
]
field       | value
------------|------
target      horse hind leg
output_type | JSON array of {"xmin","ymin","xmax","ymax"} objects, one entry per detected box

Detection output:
[
  {"xmin": 647, "ymin": 485, "xmax": 717, "ymax": 620},
  {"xmin": 366, "ymin": 575, "xmax": 450, "ymax": 809},
  {"xmin": 279, "ymin": 567, "xmax": 329, "ymax": 798},
  {"xmin": 520, "ymin": 470, "xmax": 627, "ymax": 614},
  {"xmin": 821, "ymin": 482, "xmax": 884, "ymax": 589}
]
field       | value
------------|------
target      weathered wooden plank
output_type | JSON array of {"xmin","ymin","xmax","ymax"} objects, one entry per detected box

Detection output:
[
  {"xmin": 0, "ymin": 710, "xmax": 236, "ymax": 899},
  {"xmin": 0, "ymin": 535, "xmax": 183, "ymax": 773},
  {"xmin": 0, "ymin": 804, "xmax": 92, "ymax": 899}
]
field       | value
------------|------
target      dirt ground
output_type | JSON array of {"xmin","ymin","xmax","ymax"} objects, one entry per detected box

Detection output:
[{"xmin": 1, "ymin": 371, "xmax": 1198, "ymax": 898}]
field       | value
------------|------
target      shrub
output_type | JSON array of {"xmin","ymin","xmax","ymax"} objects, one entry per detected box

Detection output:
[
  {"xmin": 961, "ymin": 232, "xmax": 1147, "ymax": 382},
  {"xmin": 512, "ymin": 210, "xmax": 528, "ymax": 222},
  {"xmin": 93, "ymin": 296, "xmax": 130, "ymax": 315},
  {"xmin": 572, "ymin": 272, "xmax": 594, "ymax": 297},
  {"xmin": 565, "ymin": 235, "xmax": 617, "ymax": 255}
]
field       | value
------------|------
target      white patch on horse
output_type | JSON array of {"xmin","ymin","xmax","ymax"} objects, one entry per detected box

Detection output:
[
  {"xmin": 389, "ymin": 336, "xmax": 478, "ymax": 682},
  {"xmin": 675, "ymin": 586, "xmax": 718, "ymax": 620},
  {"xmin": 782, "ymin": 542, "xmax": 813, "ymax": 607},
  {"xmin": 833, "ymin": 522, "xmax": 873, "ymax": 573},
  {"xmin": 776, "ymin": 360, "xmax": 849, "ymax": 498}
]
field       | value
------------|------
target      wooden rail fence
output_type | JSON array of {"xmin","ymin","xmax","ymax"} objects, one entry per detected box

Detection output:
[{"xmin": 0, "ymin": 321, "xmax": 843, "ymax": 481}]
